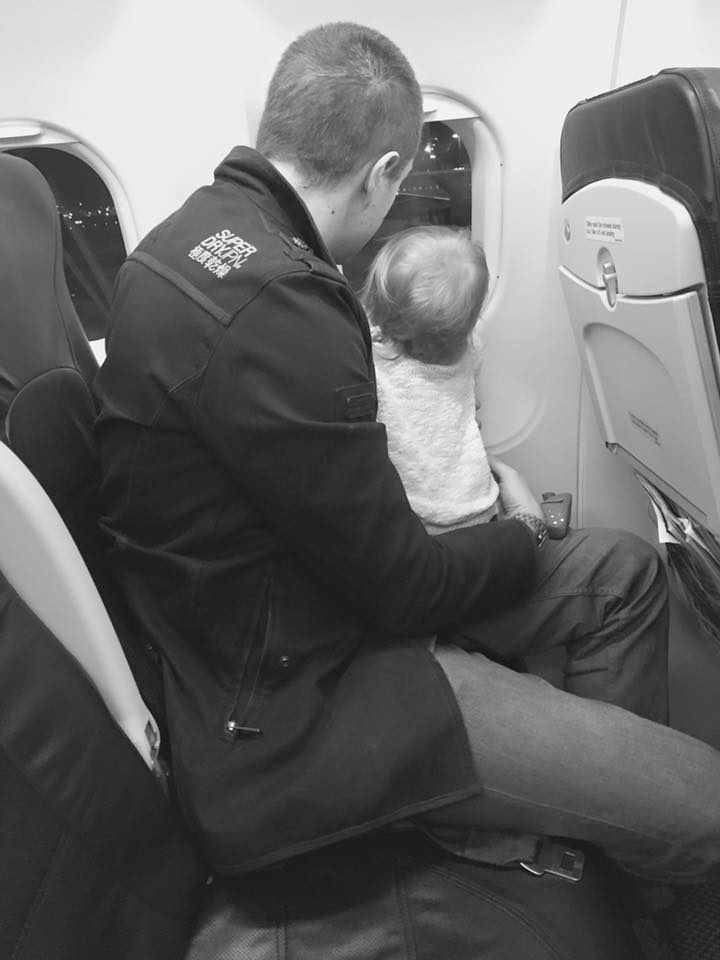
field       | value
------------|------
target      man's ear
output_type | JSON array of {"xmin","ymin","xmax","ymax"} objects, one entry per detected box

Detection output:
[{"xmin": 364, "ymin": 151, "xmax": 401, "ymax": 193}]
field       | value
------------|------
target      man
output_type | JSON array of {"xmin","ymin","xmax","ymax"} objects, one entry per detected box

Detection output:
[{"xmin": 94, "ymin": 22, "xmax": 720, "ymax": 882}]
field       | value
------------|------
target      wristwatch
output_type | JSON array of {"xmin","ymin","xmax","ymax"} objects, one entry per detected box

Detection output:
[{"xmin": 512, "ymin": 511, "xmax": 549, "ymax": 550}]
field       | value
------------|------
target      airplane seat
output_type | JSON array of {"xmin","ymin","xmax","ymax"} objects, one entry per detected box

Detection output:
[
  {"xmin": 188, "ymin": 831, "xmax": 644, "ymax": 960},
  {"xmin": 0, "ymin": 151, "xmax": 167, "ymax": 732},
  {"xmin": 0, "ymin": 153, "xmax": 209, "ymax": 956},
  {"xmin": 560, "ymin": 67, "xmax": 720, "ymax": 536},
  {"xmin": 0, "ymin": 549, "xmax": 207, "ymax": 960},
  {"xmin": 558, "ymin": 68, "xmax": 720, "ymax": 960},
  {"xmin": 0, "ymin": 152, "xmax": 99, "ymax": 558}
]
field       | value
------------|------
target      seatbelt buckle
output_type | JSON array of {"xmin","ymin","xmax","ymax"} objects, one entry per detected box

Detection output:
[{"xmin": 520, "ymin": 839, "xmax": 585, "ymax": 882}]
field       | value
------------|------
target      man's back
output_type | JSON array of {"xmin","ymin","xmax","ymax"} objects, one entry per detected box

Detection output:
[
  {"xmin": 94, "ymin": 145, "xmax": 536, "ymax": 874},
  {"xmin": 95, "ymin": 149, "xmax": 314, "ymax": 582}
]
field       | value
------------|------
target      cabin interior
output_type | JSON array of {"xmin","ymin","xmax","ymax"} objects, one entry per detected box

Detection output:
[{"xmin": 1, "ymin": 1, "xmax": 720, "ymax": 957}]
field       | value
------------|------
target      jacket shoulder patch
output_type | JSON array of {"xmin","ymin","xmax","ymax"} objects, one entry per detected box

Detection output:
[{"xmin": 188, "ymin": 228, "xmax": 257, "ymax": 279}]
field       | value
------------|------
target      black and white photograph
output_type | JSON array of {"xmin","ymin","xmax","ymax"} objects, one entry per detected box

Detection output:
[{"xmin": 1, "ymin": 3, "xmax": 719, "ymax": 958}]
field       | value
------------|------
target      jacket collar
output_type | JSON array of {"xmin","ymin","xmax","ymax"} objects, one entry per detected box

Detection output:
[{"xmin": 214, "ymin": 146, "xmax": 336, "ymax": 268}]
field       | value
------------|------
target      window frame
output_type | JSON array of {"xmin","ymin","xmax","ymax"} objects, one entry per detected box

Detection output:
[
  {"xmin": 0, "ymin": 119, "xmax": 138, "ymax": 255},
  {"xmin": 421, "ymin": 89, "xmax": 504, "ymax": 307},
  {"xmin": 0, "ymin": 107, "xmax": 503, "ymax": 311},
  {"xmin": 0, "ymin": 120, "xmax": 137, "ymax": 357}
]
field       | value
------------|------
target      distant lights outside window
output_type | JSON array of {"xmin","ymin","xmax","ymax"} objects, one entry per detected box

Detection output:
[{"xmin": 0, "ymin": 121, "xmax": 136, "ymax": 343}]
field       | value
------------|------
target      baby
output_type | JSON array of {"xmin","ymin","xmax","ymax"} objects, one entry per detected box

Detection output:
[{"xmin": 361, "ymin": 226, "xmax": 499, "ymax": 533}]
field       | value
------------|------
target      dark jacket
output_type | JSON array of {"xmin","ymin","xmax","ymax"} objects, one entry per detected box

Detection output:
[{"xmin": 93, "ymin": 147, "xmax": 538, "ymax": 874}]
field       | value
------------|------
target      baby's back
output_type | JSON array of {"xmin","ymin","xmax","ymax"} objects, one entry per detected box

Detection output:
[{"xmin": 373, "ymin": 342, "xmax": 498, "ymax": 533}]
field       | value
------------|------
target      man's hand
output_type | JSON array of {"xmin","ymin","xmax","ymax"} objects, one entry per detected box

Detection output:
[{"xmin": 489, "ymin": 456, "xmax": 543, "ymax": 522}]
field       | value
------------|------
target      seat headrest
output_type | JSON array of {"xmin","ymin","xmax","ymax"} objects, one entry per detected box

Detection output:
[
  {"xmin": 0, "ymin": 151, "xmax": 102, "ymax": 531},
  {"xmin": 560, "ymin": 67, "xmax": 720, "ymax": 338},
  {"xmin": 0, "ymin": 152, "xmax": 97, "ymax": 434}
]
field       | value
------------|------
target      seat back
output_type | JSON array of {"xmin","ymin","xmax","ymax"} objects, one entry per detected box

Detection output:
[
  {"xmin": 559, "ymin": 68, "xmax": 720, "ymax": 533},
  {"xmin": 0, "ymin": 151, "xmax": 207, "ymax": 960},
  {"xmin": 0, "ymin": 152, "xmax": 100, "ymax": 549},
  {"xmin": 0, "ymin": 567, "xmax": 206, "ymax": 960},
  {"xmin": 0, "ymin": 437, "xmax": 160, "ymax": 763},
  {"xmin": 0, "ymin": 150, "xmax": 168, "ymax": 750}
]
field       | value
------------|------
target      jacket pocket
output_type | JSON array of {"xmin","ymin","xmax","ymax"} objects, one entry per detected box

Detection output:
[{"xmin": 223, "ymin": 576, "xmax": 274, "ymax": 741}]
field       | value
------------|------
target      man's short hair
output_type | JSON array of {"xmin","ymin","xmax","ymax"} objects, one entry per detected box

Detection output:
[
  {"xmin": 361, "ymin": 227, "xmax": 489, "ymax": 366},
  {"xmin": 256, "ymin": 22, "xmax": 423, "ymax": 186}
]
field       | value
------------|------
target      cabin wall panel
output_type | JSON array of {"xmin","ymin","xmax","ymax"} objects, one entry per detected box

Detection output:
[
  {"xmin": 0, "ymin": 0, "xmax": 275, "ymax": 233},
  {"xmin": 616, "ymin": 0, "xmax": 720, "ymax": 85},
  {"xmin": 3, "ymin": 1, "xmax": 718, "ymax": 736},
  {"xmin": 242, "ymin": 0, "xmax": 625, "ymax": 498},
  {"xmin": 1, "ymin": 1, "xmax": 623, "ymax": 500}
]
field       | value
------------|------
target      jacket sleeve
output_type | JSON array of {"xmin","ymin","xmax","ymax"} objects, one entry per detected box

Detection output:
[{"xmin": 195, "ymin": 269, "xmax": 537, "ymax": 636}]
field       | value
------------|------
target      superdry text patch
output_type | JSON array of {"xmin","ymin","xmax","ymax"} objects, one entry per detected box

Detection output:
[{"xmin": 188, "ymin": 228, "xmax": 257, "ymax": 278}]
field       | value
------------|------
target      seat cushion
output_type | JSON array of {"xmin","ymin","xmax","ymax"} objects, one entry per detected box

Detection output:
[
  {"xmin": 0, "ymin": 572, "xmax": 206, "ymax": 960},
  {"xmin": 188, "ymin": 832, "xmax": 642, "ymax": 960}
]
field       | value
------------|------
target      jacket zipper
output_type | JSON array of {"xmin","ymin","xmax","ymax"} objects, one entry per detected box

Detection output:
[{"xmin": 225, "ymin": 577, "xmax": 273, "ymax": 740}]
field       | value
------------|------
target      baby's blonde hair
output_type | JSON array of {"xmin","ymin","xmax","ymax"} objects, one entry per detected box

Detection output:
[{"xmin": 360, "ymin": 226, "xmax": 489, "ymax": 365}]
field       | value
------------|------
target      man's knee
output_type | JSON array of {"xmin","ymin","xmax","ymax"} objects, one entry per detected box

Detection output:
[
  {"xmin": 584, "ymin": 526, "xmax": 668, "ymax": 605},
  {"xmin": 617, "ymin": 530, "xmax": 667, "ymax": 603},
  {"xmin": 668, "ymin": 745, "xmax": 720, "ymax": 879}
]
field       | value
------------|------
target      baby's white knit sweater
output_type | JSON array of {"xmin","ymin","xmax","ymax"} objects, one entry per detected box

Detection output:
[{"xmin": 373, "ymin": 338, "xmax": 499, "ymax": 534}]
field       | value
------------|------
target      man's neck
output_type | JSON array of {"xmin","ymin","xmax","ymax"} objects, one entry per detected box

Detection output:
[{"xmin": 270, "ymin": 158, "xmax": 356, "ymax": 260}]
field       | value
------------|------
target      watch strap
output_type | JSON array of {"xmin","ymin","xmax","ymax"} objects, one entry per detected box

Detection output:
[{"xmin": 512, "ymin": 511, "xmax": 549, "ymax": 550}]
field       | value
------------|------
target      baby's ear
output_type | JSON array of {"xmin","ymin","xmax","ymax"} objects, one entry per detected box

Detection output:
[{"xmin": 471, "ymin": 327, "xmax": 485, "ymax": 352}]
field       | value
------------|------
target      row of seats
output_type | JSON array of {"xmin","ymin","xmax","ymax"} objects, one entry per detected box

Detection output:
[{"xmin": 6, "ymin": 65, "xmax": 720, "ymax": 958}]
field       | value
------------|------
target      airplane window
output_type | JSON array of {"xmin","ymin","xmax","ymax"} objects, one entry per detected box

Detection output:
[
  {"xmin": 343, "ymin": 121, "xmax": 472, "ymax": 292},
  {"xmin": 7, "ymin": 147, "xmax": 127, "ymax": 341}
]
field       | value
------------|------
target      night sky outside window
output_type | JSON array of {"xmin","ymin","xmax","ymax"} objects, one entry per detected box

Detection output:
[{"xmin": 342, "ymin": 121, "xmax": 472, "ymax": 292}]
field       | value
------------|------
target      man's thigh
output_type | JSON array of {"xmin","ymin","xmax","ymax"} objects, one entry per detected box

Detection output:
[{"xmin": 425, "ymin": 644, "xmax": 720, "ymax": 883}]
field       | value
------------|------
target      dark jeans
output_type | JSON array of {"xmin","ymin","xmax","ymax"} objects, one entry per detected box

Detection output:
[{"xmin": 421, "ymin": 527, "xmax": 720, "ymax": 884}]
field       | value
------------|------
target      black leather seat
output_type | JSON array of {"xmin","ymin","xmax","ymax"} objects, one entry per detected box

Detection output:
[
  {"xmin": 0, "ymin": 150, "xmax": 207, "ymax": 960},
  {"xmin": 0, "ymin": 153, "xmax": 100, "ymax": 559},
  {"xmin": 0, "ymin": 152, "xmax": 170, "ymax": 730},
  {"xmin": 0, "ymin": 570, "xmax": 206, "ymax": 960}
]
